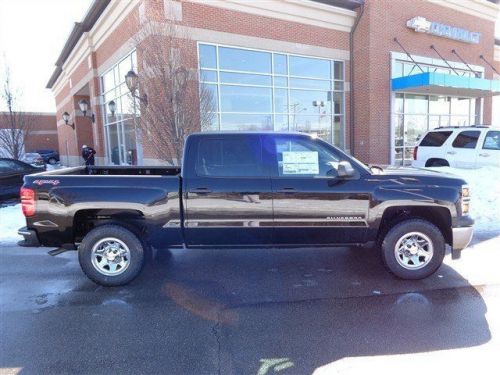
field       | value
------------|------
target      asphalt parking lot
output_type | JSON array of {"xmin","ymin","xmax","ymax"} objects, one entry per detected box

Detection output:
[{"xmin": 1, "ymin": 231, "xmax": 500, "ymax": 375}]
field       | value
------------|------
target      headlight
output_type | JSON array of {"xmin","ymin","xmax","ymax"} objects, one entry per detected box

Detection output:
[{"xmin": 461, "ymin": 185, "xmax": 470, "ymax": 215}]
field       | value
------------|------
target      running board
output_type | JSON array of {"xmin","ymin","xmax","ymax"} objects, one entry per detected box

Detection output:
[{"xmin": 48, "ymin": 244, "xmax": 77, "ymax": 256}]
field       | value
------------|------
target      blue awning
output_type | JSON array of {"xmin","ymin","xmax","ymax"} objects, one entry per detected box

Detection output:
[{"xmin": 391, "ymin": 72, "xmax": 500, "ymax": 97}]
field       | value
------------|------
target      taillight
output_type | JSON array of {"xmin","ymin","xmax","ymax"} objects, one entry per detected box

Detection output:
[
  {"xmin": 20, "ymin": 187, "xmax": 36, "ymax": 217},
  {"xmin": 413, "ymin": 146, "xmax": 418, "ymax": 160}
]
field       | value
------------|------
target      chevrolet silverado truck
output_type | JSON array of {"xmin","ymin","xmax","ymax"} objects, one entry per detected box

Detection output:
[{"xmin": 18, "ymin": 132, "xmax": 473, "ymax": 286}]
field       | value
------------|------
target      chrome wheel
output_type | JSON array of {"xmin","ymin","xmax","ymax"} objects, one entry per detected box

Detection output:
[
  {"xmin": 394, "ymin": 232, "xmax": 434, "ymax": 270},
  {"xmin": 91, "ymin": 237, "xmax": 131, "ymax": 276}
]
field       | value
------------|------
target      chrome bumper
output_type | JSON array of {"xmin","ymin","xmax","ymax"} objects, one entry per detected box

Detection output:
[{"xmin": 452, "ymin": 226, "xmax": 473, "ymax": 251}]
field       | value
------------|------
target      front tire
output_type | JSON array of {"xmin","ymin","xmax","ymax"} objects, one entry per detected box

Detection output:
[
  {"xmin": 381, "ymin": 219, "xmax": 445, "ymax": 280},
  {"xmin": 78, "ymin": 225, "xmax": 145, "ymax": 286},
  {"xmin": 48, "ymin": 157, "xmax": 57, "ymax": 165}
]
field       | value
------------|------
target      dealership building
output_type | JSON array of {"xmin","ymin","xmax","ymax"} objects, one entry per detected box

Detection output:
[{"xmin": 48, "ymin": 0, "xmax": 500, "ymax": 166}]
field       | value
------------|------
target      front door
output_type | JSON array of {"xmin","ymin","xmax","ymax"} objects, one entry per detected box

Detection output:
[
  {"xmin": 183, "ymin": 134, "xmax": 273, "ymax": 247},
  {"xmin": 266, "ymin": 134, "xmax": 370, "ymax": 246}
]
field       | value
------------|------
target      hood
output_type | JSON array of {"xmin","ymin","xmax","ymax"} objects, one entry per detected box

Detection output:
[{"xmin": 371, "ymin": 166, "xmax": 467, "ymax": 186}]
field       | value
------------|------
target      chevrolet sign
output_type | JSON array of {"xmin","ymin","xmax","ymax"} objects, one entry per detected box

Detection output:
[{"xmin": 407, "ymin": 16, "xmax": 481, "ymax": 44}]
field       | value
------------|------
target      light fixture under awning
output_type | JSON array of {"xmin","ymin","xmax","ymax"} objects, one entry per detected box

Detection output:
[{"xmin": 391, "ymin": 72, "xmax": 500, "ymax": 97}]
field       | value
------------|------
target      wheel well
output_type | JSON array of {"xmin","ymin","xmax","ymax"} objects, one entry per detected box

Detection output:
[
  {"xmin": 378, "ymin": 206, "xmax": 452, "ymax": 246},
  {"xmin": 425, "ymin": 158, "xmax": 449, "ymax": 167},
  {"xmin": 73, "ymin": 209, "xmax": 146, "ymax": 243}
]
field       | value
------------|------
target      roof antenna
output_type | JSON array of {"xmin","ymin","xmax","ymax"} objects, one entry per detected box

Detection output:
[{"xmin": 430, "ymin": 45, "xmax": 460, "ymax": 75}]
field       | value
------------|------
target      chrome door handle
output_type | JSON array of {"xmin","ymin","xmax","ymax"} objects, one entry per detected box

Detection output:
[
  {"xmin": 446, "ymin": 151, "xmax": 456, "ymax": 155},
  {"xmin": 479, "ymin": 153, "xmax": 490, "ymax": 157}
]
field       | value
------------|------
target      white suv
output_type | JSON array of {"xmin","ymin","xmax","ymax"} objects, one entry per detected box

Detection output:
[{"xmin": 412, "ymin": 126, "xmax": 500, "ymax": 168}]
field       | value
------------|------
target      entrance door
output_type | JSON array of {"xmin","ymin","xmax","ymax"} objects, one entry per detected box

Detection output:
[
  {"xmin": 266, "ymin": 134, "xmax": 370, "ymax": 245},
  {"xmin": 183, "ymin": 134, "xmax": 273, "ymax": 247},
  {"xmin": 106, "ymin": 120, "xmax": 140, "ymax": 165}
]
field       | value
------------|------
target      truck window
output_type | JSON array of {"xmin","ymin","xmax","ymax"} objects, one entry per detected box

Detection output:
[
  {"xmin": 419, "ymin": 131, "xmax": 452, "ymax": 147},
  {"xmin": 452, "ymin": 131, "xmax": 480, "ymax": 149},
  {"xmin": 274, "ymin": 137, "xmax": 340, "ymax": 177},
  {"xmin": 195, "ymin": 137, "xmax": 264, "ymax": 177},
  {"xmin": 483, "ymin": 131, "xmax": 500, "ymax": 150}
]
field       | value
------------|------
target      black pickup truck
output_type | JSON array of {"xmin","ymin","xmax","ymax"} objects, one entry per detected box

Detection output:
[{"xmin": 19, "ymin": 132, "xmax": 473, "ymax": 286}]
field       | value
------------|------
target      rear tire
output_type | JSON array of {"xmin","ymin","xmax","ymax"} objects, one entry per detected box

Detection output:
[
  {"xmin": 381, "ymin": 219, "xmax": 445, "ymax": 280},
  {"xmin": 78, "ymin": 224, "xmax": 145, "ymax": 286},
  {"xmin": 48, "ymin": 158, "xmax": 57, "ymax": 165}
]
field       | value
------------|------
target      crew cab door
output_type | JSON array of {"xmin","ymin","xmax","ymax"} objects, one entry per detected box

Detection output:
[
  {"xmin": 183, "ymin": 134, "xmax": 273, "ymax": 246},
  {"xmin": 266, "ymin": 134, "xmax": 370, "ymax": 245}
]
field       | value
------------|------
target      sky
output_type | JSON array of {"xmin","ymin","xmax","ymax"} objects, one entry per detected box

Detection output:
[
  {"xmin": 0, "ymin": 0, "xmax": 499, "ymax": 114},
  {"xmin": 0, "ymin": 0, "xmax": 93, "ymax": 113}
]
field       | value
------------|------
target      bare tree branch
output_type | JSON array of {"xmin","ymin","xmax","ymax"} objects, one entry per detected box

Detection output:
[
  {"xmin": 0, "ymin": 65, "xmax": 34, "ymax": 159},
  {"xmin": 127, "ymin": 5, "xmax": 215, "ymax": 164}
]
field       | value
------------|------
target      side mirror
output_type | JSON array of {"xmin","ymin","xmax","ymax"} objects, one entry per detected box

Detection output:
[{"xmin": 337, "ymin": 161, "xmax": 356, "ymax": 178}]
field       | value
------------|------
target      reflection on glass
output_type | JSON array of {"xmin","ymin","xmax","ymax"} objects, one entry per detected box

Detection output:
[
  {"xmin": 289, "ymin": 90, "xmax": 331, "ymax": 114},
  {"xmin": 395, "ymin": 114, "xmax": 404, "ymax": 147},
  {"xmin": 395, "ymin": 93, "xmax": 404, "ymax": 113},
  {"xmin": 404, "ymin": 114, "xmax": 427, "ymax": 145},
  {"xmin": 200, "ymin": 70, "xmax": 217, "ymax": 82},
  {"xmin": 122, "ymin": 120, "xmax": 138, "ymax": 165},
  {"xmin": 405, "ymin": 94, "xmax": 428, "ymax": 114},
  {"xmin": 333, "ymin": 116, "xmax": 343, "ymax": 148},
  {"xmin": 199, "ymin": 44, "xmax": 217, "ymax": 69},
  {"xmin": 221, "ymin": 114, "xmax": 273, "ymax": 131},
  {"xmin": 274, "ymin": 88, "xmax": 288, "ymax": 114},
  {"xmin": 289, "ymin": 55, "xmax": 330, "ymax": 79},
  {"xmin": 292, "ymin": 114, "xmax": 331, "ymax": 142},
  {"xmin": 220, "ymin": 86, "xmax": 272, "ymax": 113},
  {"xmin": 273, "ymin": 114, "xmax": 288, "ymax": 131},
  {"xmin": 220, "ymin": 72, "xmax": 272, "ymax": 86},
  {"xmin": 219, "ymin": 47, "xmax": 271, "ymax": 73},
  {"xmin": 334, "ymin": 61, "xmax": 343, "ymax": 80},
  {"xmin": 107, "ymin": 124, "xmax": 120, "ymax": 165},
  {"xmin": 429, "ymin": 96, "xmax": 450, "ymax": 115},
  {"xmin": 274, "ymin": 76, "xmax": 287, "ymax": 87},
  {"xmin": 274, "ymin": 54, "xmax": 287, "ymax": 75},
  {"xmin": 289, "ymin": 78, "xmax": 330, "ymax": 90},
  {"xmin": 202, "ymin": 83, "xmax": 219, "ymax": 112}
]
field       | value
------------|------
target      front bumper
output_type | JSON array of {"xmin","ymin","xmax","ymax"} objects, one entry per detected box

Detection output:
[
  {"xmin": 18, "ymin": 226, "xmax": 40, "ymax": 247},
  {"xmin": 452, "ymin": 226, "xmax": 473, "ymax": 251}
]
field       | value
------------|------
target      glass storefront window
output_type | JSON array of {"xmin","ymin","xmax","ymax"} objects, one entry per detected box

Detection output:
[
  {"xmin": 393, "ymin": 92, "xmax": 479, "ymax": 165},
  {"xmin": 198, "ymin": 43, "xmax": 346, "ymax": 146},
  {"xmin": 101, "ymin": 51, "xmax": 139, "ymax": 165}
]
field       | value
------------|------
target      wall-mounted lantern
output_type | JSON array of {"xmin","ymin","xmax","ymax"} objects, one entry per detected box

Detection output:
[
  {"xmin": 125, "ymin": 70, "xmax": 148, "ymax": 105},
  {"xmin": 78, "ymin": 99, "xmax": 95, "ymax": 123}
]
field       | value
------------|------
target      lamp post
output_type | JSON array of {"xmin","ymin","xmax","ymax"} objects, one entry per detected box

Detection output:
[{"xmin": 108, "ymin": 100, "xmax": 116, "ymax": 116}]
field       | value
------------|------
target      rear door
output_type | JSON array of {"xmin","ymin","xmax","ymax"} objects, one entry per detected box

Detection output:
[
  {"xmin": 448, "ymin": 130, "xmax": 481, "ymax": 168},
  {"xmin": 266, "ymin": 134, "xmax": 370, "ymax": 246},
  {"xmin": 477, "ymin": 130, "xmax": 500, "ymax": 167},
  {"xmin": 183, "ymin": 134, "xmax": 273, "ymax": 247}
]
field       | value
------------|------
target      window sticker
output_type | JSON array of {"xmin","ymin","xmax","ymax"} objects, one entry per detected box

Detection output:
[{"xmin": 282, "ymin": 151, "xmax": 319, "ymax": 175}]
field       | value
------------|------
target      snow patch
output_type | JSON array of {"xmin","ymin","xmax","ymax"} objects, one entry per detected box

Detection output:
[
  {"xmin": 426, "ymin": 166, "xmax": 500, "ymax": 233},
  {"xmin": 0, "ymin": 204, "xmax": 24, "ymax": 245}
]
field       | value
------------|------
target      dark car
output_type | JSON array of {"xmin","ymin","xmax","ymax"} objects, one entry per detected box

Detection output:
[
  {"xmin": 18, "ymin": 132, "xmax": 473, "ymax": 286},
  {"xmin": 36, "ymin": 149, "xmax": 60, "ymax": 165},
  {"xmin": 0, "ymin": 158, "xmax": 41, "ymax": 201}
]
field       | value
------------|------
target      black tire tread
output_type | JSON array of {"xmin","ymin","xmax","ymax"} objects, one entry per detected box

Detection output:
[
  {"xmin": 78, "ymin": 224, "xmax": 145, "ymax": 286},
  {"xmin": 381, "ymin": 218, "xmax": 445, "ymax": 280}
]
